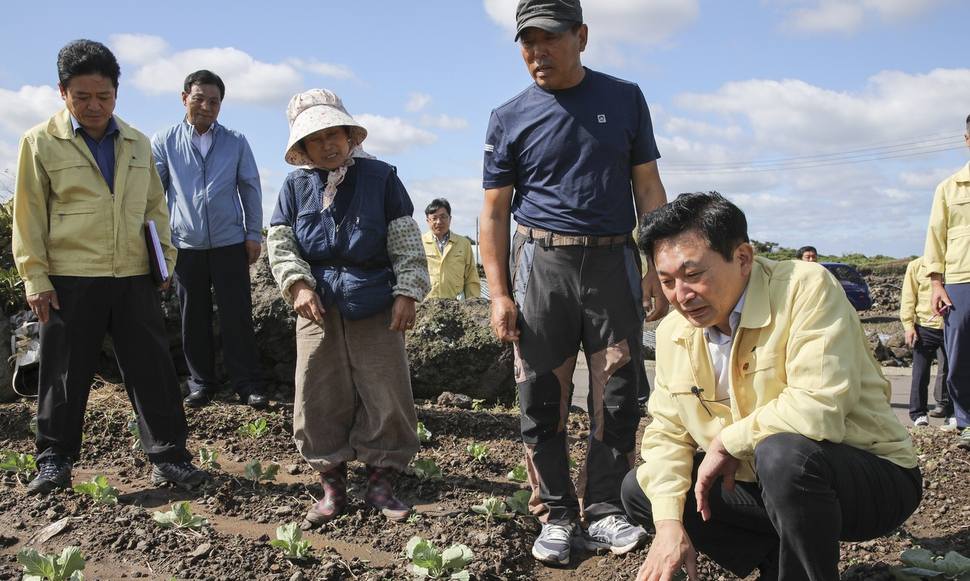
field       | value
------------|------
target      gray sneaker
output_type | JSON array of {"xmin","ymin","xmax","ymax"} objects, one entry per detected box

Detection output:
[
  {"xmin": 532, "ymin": 522, "xmax": 574, "ymax": 566},
  {"xmin": 585, "ymin": 514, "xmax": 648, "ymax": 555},
  {"xmin": 151, "ymin": 461, "xmax": 209, "ymax": 490}
]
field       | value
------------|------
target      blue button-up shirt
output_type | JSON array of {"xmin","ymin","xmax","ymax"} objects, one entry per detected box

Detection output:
[{"xmin": 71, "ymin": 115, "xmax": 119, "ymax": 193}]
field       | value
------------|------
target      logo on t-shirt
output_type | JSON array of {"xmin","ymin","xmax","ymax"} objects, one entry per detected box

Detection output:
[
  {"xmin": 597, "ymin": 114, "xmax": 607, "ymax": 123},
  {"xmin": 484, "ymin": 143, "xmax": 495, "ymax": 153}
]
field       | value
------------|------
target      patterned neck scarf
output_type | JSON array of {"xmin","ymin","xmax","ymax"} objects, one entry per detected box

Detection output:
[{"xmin": 318, "ymin": 145, "xmax": 375, "ymax": 210}]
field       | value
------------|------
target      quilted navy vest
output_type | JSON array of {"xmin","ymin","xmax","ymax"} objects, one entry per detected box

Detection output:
[{"xmin": 289, "ymin": 158, "xmax": 395, "ymax": 320}]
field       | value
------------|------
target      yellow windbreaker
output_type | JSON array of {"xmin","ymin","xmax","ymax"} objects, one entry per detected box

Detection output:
[
  {"xmin": 638, "ymin": 257, "xmax": 916, "ymax": 523},
  {"xmin": 422, "ymin": 230, "xmax": 481, "ymax": 299},
  {"xmin": 900, "ymin": 257, "xmax": 942, "ymax": 331},
  {"xmin": 924, "ymin": 162, "xmax": 970, "ymax": 283},
  {"xmin": 12, "ymin": 109, "xmax": 176, "ymax": 296}
]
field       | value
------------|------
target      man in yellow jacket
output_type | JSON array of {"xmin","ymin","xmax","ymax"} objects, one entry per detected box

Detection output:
[
  {"xmin": 923, "ymin": 114, "xmax": 970, "ymax": 449},
  {"xmin": 12, "ymin": 40, "xmax": 206, "ymax": 495},
  {"xmin": 422, "ymin": 198, "xmax": 481, "ymax": 299},
  {"xmin": 900, "ymin": 256, "xmax": 951, "ymax": 426},
  {"xmin": 621, "ymin": 193, "xmax": 920, "ymax": 581}
]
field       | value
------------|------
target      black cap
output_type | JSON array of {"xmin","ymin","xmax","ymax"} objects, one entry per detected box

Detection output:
[{"xmin": 514, "ymin": 0, "xmax": 583, "ymax": 41}]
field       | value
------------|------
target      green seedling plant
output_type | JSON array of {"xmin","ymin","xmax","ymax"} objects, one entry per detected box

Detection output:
[
  {"xmin": 127, "ymin": 415, "xmax": 141, "ymax": 451},
  {"xmin": 244, "ymin": 460, "xmax": 279, "ymax": 487},
  {"xmin": 471, "ymin": 496, "xmax": 513, "ymax": 522},
  {"xmin": 29, "ymin": 416, "xmax": 39, "ymax": 437},
  {"xmin": 17, "ymin": 546, "xmax": 85, "ymax": 581},
  {"xmin": 466, "ymin": 442, "xmax": 489, "ymax": 463},
  {"xmin": 507, "ymin": 464, "xmax": 527, "ymax": 483},
  {"xmin": 416, "ymin": 422, "xmax": 432, "ymax": 444},
  {"xmin": 471, "ymin": 399, "xmax": 486, "ymax": 411},
  {"xmin": 152, "ymin": 501, "xmax": 208, "ymax": 531},
  {"xmin": 405, "ymin": 536, "xmax": 473, "ymax": 580},
  {"xmin": 238, "ymin": 418, "xmax": 269, "ymax": 438},
  {"xmin": 198, "ymin": 447, "xmax": 221, "ymax": 470},
  {"xmin": 412, "ymin": 458, "xmax": 443, "ymax": 480},
  {"xmin": 893, "ymin": 548, "xmax": 970, "ymax": 580},
  {"xmin": 269, "ymin": 522, "xmax": 312, "ymax": 560},
  {"xmin": 72, "ymin": 475, "xmax": 119, "ymax": 505},
  {"xmin": 505, "ymin": 490, "xmax": 531, "ymax": 516},
  {"xmin": 1, "ymin": 450, "xmax": 37, "ymax": 485}
]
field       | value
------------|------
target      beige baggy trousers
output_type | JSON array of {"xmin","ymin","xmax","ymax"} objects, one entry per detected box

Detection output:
[{"xmin": 293, "ymin": 308, "xmax": 419, "ymax": 472}]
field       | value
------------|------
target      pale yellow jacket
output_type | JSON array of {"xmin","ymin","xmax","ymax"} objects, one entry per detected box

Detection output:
[
  {"xmin": 924, "ymin": 162, "xmax": 970, "ymax": 283},
  {"xmin": 900, "ymin": 257, "xmax": 942, "ymax": 331},
  {"xmin": 638, "ymin": 257, "xmax": 916, "ymax": 523},
  {"xmin": 12, "ymin": 110, "xmax": 176, "ymax": 296},
  {"xmin": 422, "ymin": 230, "xmax": 481, "ymax": 299}
]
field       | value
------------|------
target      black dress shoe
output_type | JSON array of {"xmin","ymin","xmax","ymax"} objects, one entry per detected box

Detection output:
[
  {"xmin": 183, "ymin": 390, "xmax": 211, "ymax": 408},
  {"xmin": 244, "ymin": 392, "xmax": 268, "ymax": 409}
]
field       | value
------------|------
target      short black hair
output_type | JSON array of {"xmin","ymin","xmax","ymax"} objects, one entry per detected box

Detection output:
[
  {"xmin": 797, "ymin": 245, "xmax": 818, "ymax": 258},
  {"xmin": 638, "ymin": 192, "xmax": 749, "ymax": 262},
  {"xmin": 57, "ymin": 39, "xmax": 121, "ymax": 89},
  {"xmin": 183, "ymin": 70, "xmax": 226, "ymax": 101},
  {"xmin": 425, "ymin": 198, "xmax": 451, "ymax": 216}
]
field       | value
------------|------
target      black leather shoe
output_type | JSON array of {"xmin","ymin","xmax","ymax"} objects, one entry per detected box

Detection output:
[
  {"xmin": 26, "ymin": 456, "xmax": 72, "ymax": 495},
  {"xmin": 183, "ymin": 390, "xmax": 211, "ymax": 408},
  {"xmin": 243, "ymin": 392, "xmax": 268, "ymax": 409}
]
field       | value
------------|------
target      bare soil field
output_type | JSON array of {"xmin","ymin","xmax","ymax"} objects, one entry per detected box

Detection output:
[{"xmin": 1, "ymin": 385, "xmax": 968, "ymax": 580}]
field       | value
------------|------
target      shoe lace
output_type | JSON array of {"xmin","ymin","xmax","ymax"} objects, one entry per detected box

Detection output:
[
  {"xmin": 539, "ymin": 524, "xmax": 573, "ymax": 543},
  {"xmin": 160, "ymin": 461, "xmax": 197, "ymax": 478},
  {"xmin": 38, "ymin": 459, "xmax": 66, "ymax": 478},
  {"xmin": 592, "ymin": 515, "xmax": 633, "ymax": 537}
]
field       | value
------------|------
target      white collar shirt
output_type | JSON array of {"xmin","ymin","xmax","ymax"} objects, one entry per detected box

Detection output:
[
  {"xmin": 190, "ymin": 122, "xmax": 214, "ymax": 159},
  {"xmin": 704, "ymin": 290, "xmax": 747, "ymax": 403}
]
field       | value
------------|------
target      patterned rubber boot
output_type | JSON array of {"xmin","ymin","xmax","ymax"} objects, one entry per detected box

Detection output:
[
  {"xmin": 305, "ymin": 463, "xmax": 347, "ymax": 526},
  {"xmin": 364, "ymin": 466, "xmax": 411, "ymax": 521}
]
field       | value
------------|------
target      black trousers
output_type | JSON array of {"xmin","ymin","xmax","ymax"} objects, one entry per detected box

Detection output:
[
  {"xmin": 37, "ymin": 276, "xmax": 191, "ymax": 464},
  {"xmin": 175, "ymin": 243, "xmax": 263, "ymax": 397},
  {"xmin": 511, "ymin": 233, "xmax": 646, "ymax": 524},
  {"xmin": 909, "ymin": 325, "xmax": 950, "ymax": 419},
  {"xmin": 621, "ymin": 433, "xmax": 921, "ymax": 581}
]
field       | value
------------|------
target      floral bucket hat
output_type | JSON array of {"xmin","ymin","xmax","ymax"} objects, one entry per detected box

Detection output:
[{"xmin": 284, "ymin": 88, "xmax": 368, "ymax": 166}]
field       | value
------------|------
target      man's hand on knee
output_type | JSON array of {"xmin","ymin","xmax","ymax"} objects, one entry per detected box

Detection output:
[
  {"xmin": 637, "ymin": 520, "xmax": 698, "ymax": 581},
  {"xmin": 694, "ymin": 435, "xmax": 740, "ymax": 522}
]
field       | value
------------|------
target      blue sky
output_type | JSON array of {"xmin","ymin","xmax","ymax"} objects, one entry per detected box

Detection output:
[{"xmin": 1, "ymin": 0, "xmax": 968, "ymax": 257}]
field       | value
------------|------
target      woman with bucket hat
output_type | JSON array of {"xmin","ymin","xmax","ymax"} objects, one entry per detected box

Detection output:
[{"xmin": 267, "ymin": 88, "xmax": 429, "ymax": 523}]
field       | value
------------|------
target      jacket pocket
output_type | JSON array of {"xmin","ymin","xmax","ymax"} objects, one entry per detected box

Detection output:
[
  {"xmin": 48, "ymin": 202, "xmax": 104, "ymax": 260},
  {"xmin": 667, "ymin": 383, "xmax": 730, "ymax": 441},
  {"xmin": 47, "ymin": 159, "xmax": 104, "ymax": 203}
]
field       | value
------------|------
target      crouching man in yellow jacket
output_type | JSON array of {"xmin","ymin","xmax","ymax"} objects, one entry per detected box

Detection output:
[{"xmin": 621, "ymin": 192, "xmax": 920, "ymax": 581}]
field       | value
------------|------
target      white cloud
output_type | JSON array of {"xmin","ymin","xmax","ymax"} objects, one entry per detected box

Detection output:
[
  {"xmin": 777, "ymin": 0, "xmax": 943, "ymax": 34},
  {"xmin": 405, "ymin": 92, "xmax": 432, "ymax": 113},
  {"xmin": 420, "ymin": 114, "xmax": 469, "ymax": 131},
  {"xmin": 483, "ymin": 0, "xmax": 700, "ymax": 66},
  {"xmin": 0, "ymin": 85, "xmax": 62, "ymax": 136},
  {"xmin": 110, "ymin": 33, "xmax": 169, "ymax": 65},
  {"xmin": 355, "ymin": 114, "xmax": 437, "ymax": 155},
  {"xmin": 288, "ymin": 59, "xmax": 355, "ymax": 80},
  {"xmin": 110, "ymin": 34, "xmax": 302, "ymax": 105}
]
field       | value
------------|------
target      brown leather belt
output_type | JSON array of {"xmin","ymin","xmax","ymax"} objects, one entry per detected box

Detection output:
[{"xmin": 516, "ymin": 224, "xmax": 630, "ymax": 248}]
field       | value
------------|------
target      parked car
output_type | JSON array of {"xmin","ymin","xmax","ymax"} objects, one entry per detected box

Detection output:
[{"xmin": 821, "ymin": 262, "xmax": 873, "ymax": 311}]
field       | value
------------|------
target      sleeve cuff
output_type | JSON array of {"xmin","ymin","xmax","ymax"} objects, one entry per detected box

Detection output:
[
  {"xmin": 923, "ymin": 260, "xmax": 944, "ymax": 275},
  {"xmin": 23, "ymin": 276, "xmax": 54, "ymax": 296},
  {"xmin": 649, "ymin": 496, "xmax": 687, "ymax": 523},
  {"xmin": 718, "ymin": 422, "xmax": 753, "ymax": 460}
]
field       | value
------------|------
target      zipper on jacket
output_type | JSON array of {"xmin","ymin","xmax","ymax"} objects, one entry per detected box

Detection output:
[{"xmin": 690, "ymin": 386, "xmax": 714, "ymax": 417}]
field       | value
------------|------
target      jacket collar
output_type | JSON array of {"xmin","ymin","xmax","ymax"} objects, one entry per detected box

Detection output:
[
  {"xmin": 670, "ymin": 255, "xmax": 773, "ymax": 342},
  {"xmin": 956, "ymin": 161, "xmax": 970, "ymax": 184},
  {"xmin": 49, "ymin": 108, "xmax": 138, "ymax": 142},
  {"xmin": 180, "ymin": 118, "xmax": 222, "ymax": 137}
]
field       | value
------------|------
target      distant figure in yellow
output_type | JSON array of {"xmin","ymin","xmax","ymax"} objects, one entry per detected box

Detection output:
[
  {"xmin": 422, "ymin": 198, "xmax": 481, "ymax": 299},
  {"xmin": 900, "ymin": 256, "xmax": 951, "ymax": 428}
]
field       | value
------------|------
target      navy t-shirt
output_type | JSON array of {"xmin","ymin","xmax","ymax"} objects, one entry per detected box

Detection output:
[{"xmin": 483, "ymin": 68, "xmax": 660, "ymax": 236}]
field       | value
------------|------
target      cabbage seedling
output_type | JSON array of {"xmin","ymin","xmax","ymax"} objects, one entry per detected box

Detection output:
[
  {"xmin": 72, "ymin": 475, "xmax": 119, "ymax": 505},
  {"xmin": 17, "ymin": 546, "xmax": 85, "ymax": 581},
  {"xmin": 269, "ymin": 522, "xmax": 312, "ymax": 560},
  {"xmin": 152, "ymin": 501, "xmax": 208, "ymax": 531},
  {"xmin": 0, "ymin": 450, "xmax": 37, "ymax": 485},
  {"xmin": 412, "ymin": 458, "xmax": 443, "ymax": 480},
  {"xmin": 237, "ymin": 418, "xmax": 269, "ymax": 438},
  {"xmin": 466, "ymin": 443, "xmax": 488, "ymax": 463},
  {"xmin": 471, "ymin": 496, "xmax": 512, "ymax": 522},
  {"xmin": 416, "ymin": 422, "xmax": 432, "ymax": 444},
  {"xmin": 405, "ymin": 536, "xmax": 473, "ymax": 580},
  {"xmin": 507, "ymin": 464, "xmax": 527, "ymax": 483},
  {"xmin": 244, "ymin": 460, "xmax": 279, "ymax": 487}
]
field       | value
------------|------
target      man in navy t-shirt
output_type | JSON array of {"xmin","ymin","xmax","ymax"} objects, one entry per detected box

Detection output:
[{"xmin": 479, "ymin": 0, "xmax": 669, "ymax": 567}]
